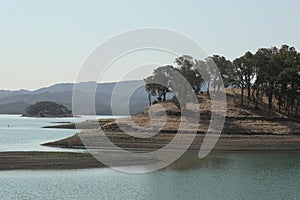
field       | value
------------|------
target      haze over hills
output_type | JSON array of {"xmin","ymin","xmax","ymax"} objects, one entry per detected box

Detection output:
[{"xmin": 0, "ymin": 80, "xmax": 156, "ymax": 115}]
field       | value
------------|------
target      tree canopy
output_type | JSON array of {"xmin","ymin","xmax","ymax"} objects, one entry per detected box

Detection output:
[
  {"xmin": 145, "ymin": 44, "xmax": 300, "ymax": 117},
  {"xmin": 24, "ymin": 101, "xmax": 72, "ymax": 117}
]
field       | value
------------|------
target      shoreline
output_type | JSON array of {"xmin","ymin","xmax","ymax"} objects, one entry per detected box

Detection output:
[
  {"xmin": 1, "ymin": 146, "xmax": 299, "ymax": 171},
  {"xmin": 42, "ymin": 133, "xmax": 300, "ymax": 151},
  {"xmin": 2, "ymin": 90, "xmax": 300, "ymax": 171},
  {"xmin": 3, "ymin": 133, "xmax": 300, "ymax": 171},
  {"xmin": 0, "ymin": 152, "xmax": 103, "ymax": 171}
]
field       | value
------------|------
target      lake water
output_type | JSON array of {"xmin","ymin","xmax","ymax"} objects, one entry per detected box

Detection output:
[
  {"xmin": 0, "ymin": 153, "xmax": 299, "ymax": 200},
  {"xmin": 0, "ymin": 115, "xmax": 299, "ymax": 200},
  {"xmin": 0, "ymin": 115, "xmax": 117, "ymax": 151}
]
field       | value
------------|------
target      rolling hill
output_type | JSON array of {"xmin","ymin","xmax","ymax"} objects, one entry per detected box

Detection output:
[{"xmin": 0, "ymin": 80, "xmax": 157, "ymax": 115}]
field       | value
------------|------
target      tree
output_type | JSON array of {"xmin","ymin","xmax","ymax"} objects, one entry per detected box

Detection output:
[
  {"xmin": 195, "ymin": 59, "xmax": 211, "ymax": 95},
  {"xmin": 145, "ymin": 56, "xmax": 204, "ymax": 109},
  {"xmin": 232, "ymin": 58, "xmax": 245, "ymax": 106},
  {"xmin": 144, "ymin": 76, "xmax": 156, "ymax": 106},
  {"xmin": 210, "ymin": 55, "xmax": 232, "ymax": 91},
  {"xmin": 232, "ymin": 52, "xmax": 255, "ymax": 107},
  {"xmin": 144, "ymin": 65, "xmax": 173, "ymax": 104},
  {"xmin": 175, "ymin": 55, "xmax": 204, "ymax": 95},
  {"xmin": 25, "ymin": 101, "xmax": 71, "ymax": 117},
  {"xmin": 253, "ymin": 48, "xmax": 273, "ymax": 110},
  {"xmin": 275, "ymin": 45, "xmax": 300, "ymax": 115}
]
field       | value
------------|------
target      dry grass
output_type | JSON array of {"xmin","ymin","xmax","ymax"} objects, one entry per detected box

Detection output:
[{"xmin": 45, "ymin": 89, "xmax": 300, "ymax": 136}]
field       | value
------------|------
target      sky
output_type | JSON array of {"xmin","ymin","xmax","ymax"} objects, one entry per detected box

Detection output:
[{"xmin": 0, "ymin": 0, "xmax": 299, "ymax": 90}]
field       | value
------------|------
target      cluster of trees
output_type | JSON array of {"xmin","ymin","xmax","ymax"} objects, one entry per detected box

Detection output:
[
  {"xmin": 24, "ymin": 101, "xmax": 72, "ymax": 117},
  {"xmin": 144, "ymin": 56, "xmax": 205, "ymax": 108},
  {"xmin": 145, "ymin": 44, "xmax": 300, "ymax": 117},
  {"xmin": 232, "ymin": 45, "xmax": 300, "ymax": 115}
]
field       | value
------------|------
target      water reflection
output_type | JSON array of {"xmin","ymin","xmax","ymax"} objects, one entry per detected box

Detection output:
[
  {"xmin": 163, "ymin": 151, "xmax": 229, "ymax": 170},
  {"xmin": 0, "ymin": 153, "xmax": 299, "ymax": 200}
]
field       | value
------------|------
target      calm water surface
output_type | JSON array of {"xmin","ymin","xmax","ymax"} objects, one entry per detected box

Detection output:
[
  {"xmin": 0, "ymin": 115, "xmax": 117, "ymax": 151},
  {"xmin": 0, "ymin": 115, "xmax": 299, "ymax": 200},
  {"xmin": 0, "ymin": 153, "xmax": 299, "ymax": 200}
]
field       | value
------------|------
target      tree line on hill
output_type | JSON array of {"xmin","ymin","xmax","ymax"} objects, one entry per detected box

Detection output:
[{"xmin": 145, "ymin": 44, "xmax": 300, "ymax": 117}]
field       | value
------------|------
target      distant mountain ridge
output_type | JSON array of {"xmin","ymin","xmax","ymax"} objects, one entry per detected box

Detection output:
[
  {"xmin": 0, "ymin": 80, "xmax": 156, "ymax": 115},
  {"xmin": 0, "ymin": 89, "xmax": 31, "ymax": 99}
]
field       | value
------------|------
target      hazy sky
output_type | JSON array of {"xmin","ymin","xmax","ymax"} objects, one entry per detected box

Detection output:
[{"xmin": 1, "ymin": 0, "xmax": 299, "ymax": 90}]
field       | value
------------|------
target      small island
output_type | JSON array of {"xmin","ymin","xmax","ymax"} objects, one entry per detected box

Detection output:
[{"xmin": 23, "ymin": 101, "xmax": 72, "ymax": 117}]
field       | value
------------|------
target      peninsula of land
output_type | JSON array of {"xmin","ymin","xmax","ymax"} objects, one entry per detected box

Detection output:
[
  {"xmin": 43, "ymin": 89, "xmax": 300, "ymax": 152},
  {"xmin": 1, "ymin": 89, "xmax": 300, "ymax": 171}
]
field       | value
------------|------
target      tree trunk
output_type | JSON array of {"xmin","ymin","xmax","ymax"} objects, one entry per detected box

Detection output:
[
  {"xmin": 266, "ymin": 84, "xmax": 273, "ymax": 113},
  {"xmin": 252, "ymin": 87, "xmax": 256, "ymax": 106},
  {"xmin": 247, "ymin": 84, "xmax": 251, "ymax": 98},
  {"xmin": 217, "ymin": 84, "xmax": 221, "ymax": 92},
  {"xmin": 268, "ymin": 94, "xmax": 272, "ymax": 113},
  {"xmin": 254, "ymin": 86, "xmax": 260, "ymax": 110},
  {"xmin": 148, "ymin": 93, "xmax": 152, "ymax": 106},
  {"xmin": 247, "ymin": 95, "xmax": 251, "ymax": 108},
  {"xmin": 241, "ymin": 87, "xmax": 244, "ymax": 106},
  {"xmin": 278, "ymin": 95, "xmax": 282, "ymax": 113},
  {"xmin": 251, "ymin": 86, "xmax": 258, "ymax": 109},
  {"xmin": 283, "ymin": 97, "xmax": 286, "ymax": 113},
  {"xmin": 296, "ymin": 100, "xmax": 299, "ymax": 117},
  {"xmin": 207, "ymin": 82, "xmax": 210, "ymax": 96},
  {"xmin": 285, "ymin": 97, "xmax": 288, "ymax": 114}
]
